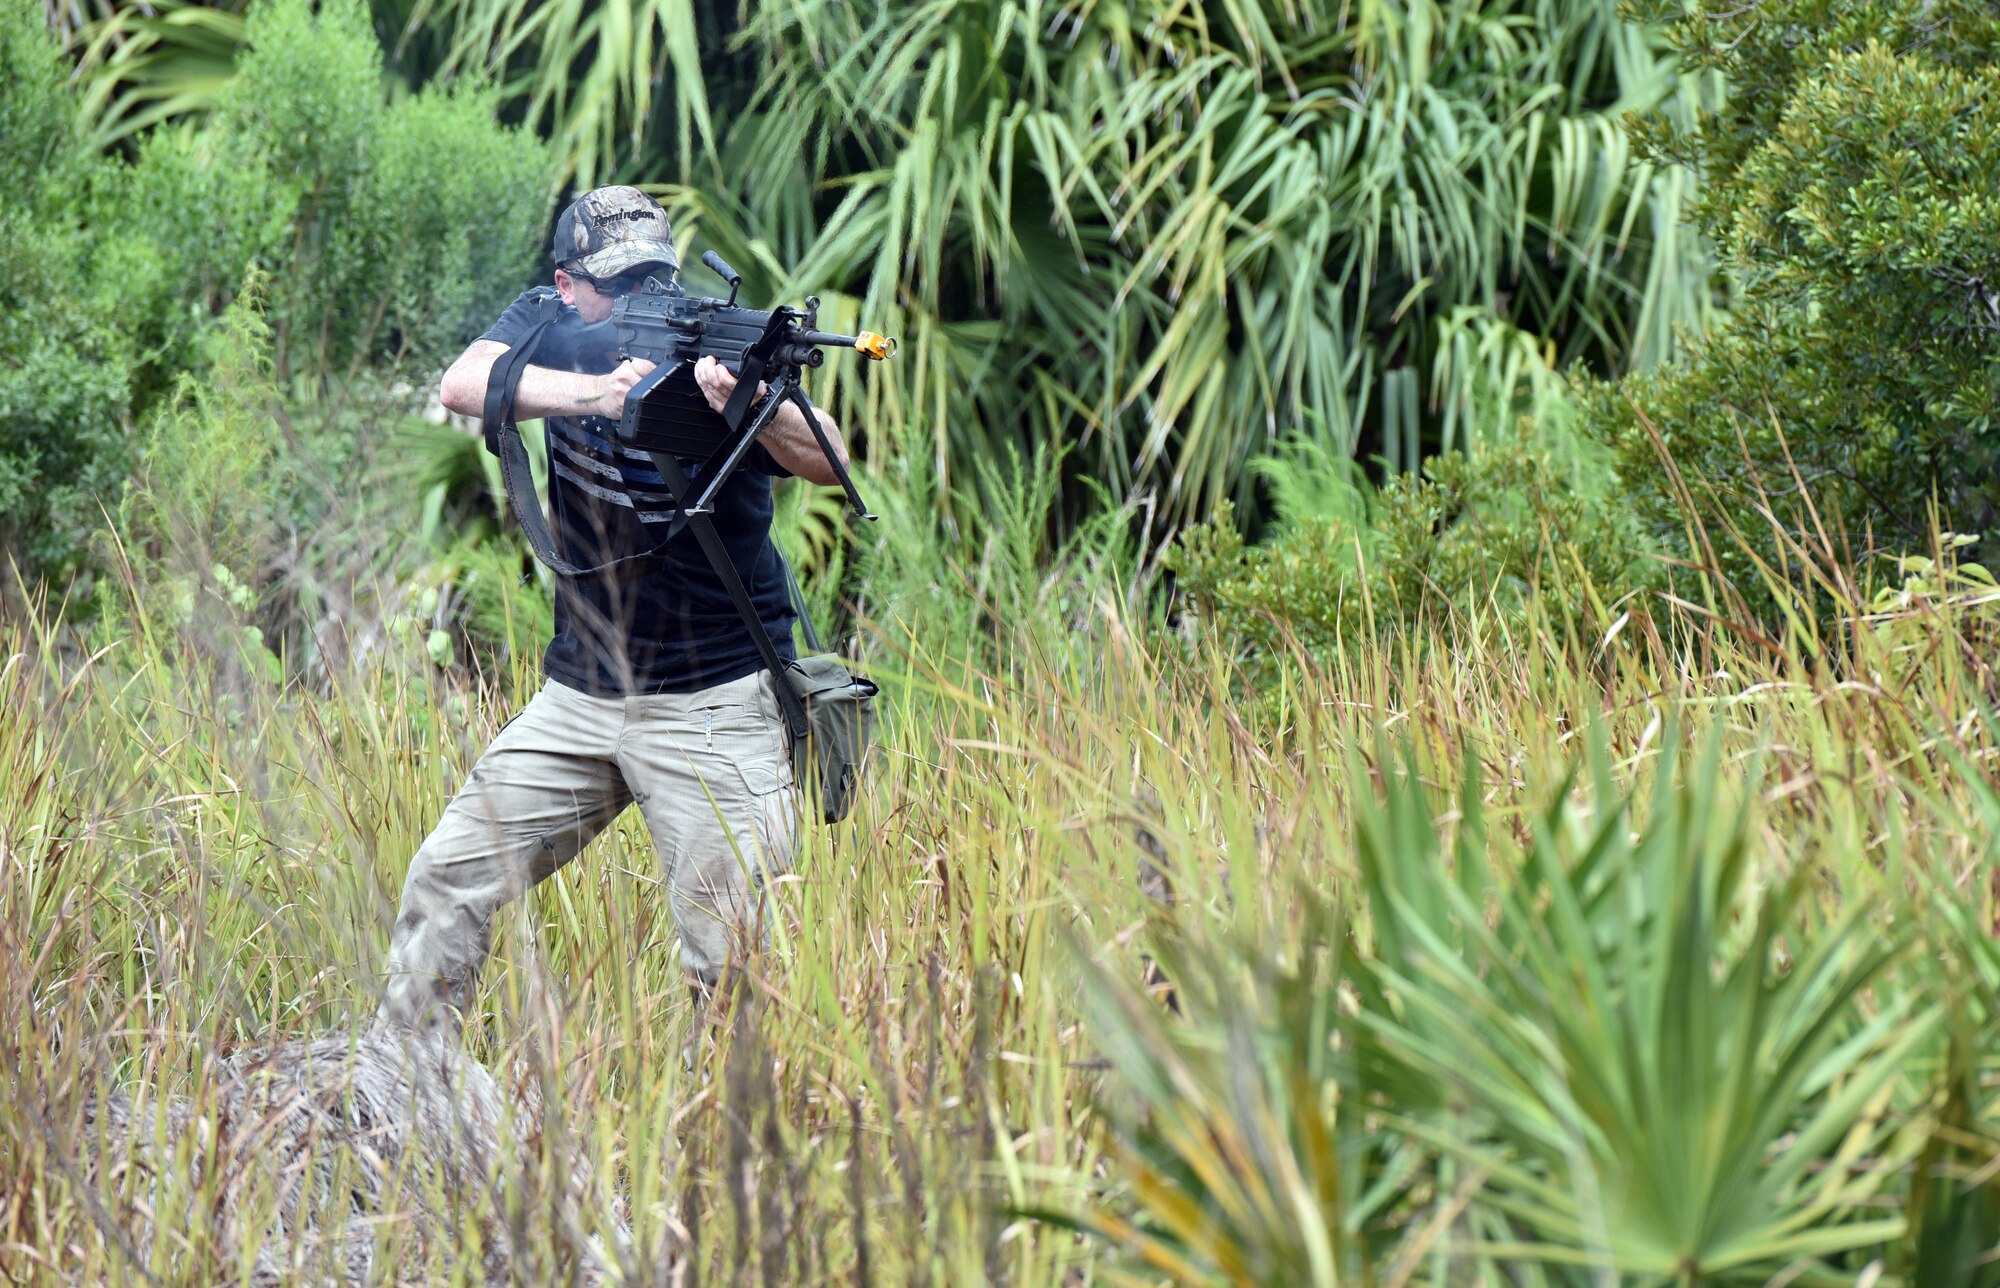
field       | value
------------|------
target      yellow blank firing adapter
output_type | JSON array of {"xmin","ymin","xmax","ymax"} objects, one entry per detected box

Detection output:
[{"xmin": 854, "ymin": 332, "xmax": 897, "ymax": 360}]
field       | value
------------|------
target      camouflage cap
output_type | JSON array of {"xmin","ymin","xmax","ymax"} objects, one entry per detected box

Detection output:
[{"xmin": 552, "ymin": 185, "xmax": 679, "ymax": 279}]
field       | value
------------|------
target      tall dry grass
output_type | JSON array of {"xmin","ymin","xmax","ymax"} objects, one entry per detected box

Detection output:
[{"xmin": 4, "ymin": 492, "xmax": 1999, "ymax": 1282}]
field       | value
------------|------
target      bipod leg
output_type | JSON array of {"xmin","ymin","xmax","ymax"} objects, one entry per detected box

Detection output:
[
  {"xmin": 677, "ymin": 377, "xmax": 794, "ymax": 521},
  {"xmin": 785, "ymin": 386, "xmax": 875, "ymax": 521}
]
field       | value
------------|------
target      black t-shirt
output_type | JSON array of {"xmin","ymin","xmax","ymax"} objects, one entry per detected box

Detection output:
[{"xmin": 481, "ymin": 287, "xmax": 796, "ymax": 695}]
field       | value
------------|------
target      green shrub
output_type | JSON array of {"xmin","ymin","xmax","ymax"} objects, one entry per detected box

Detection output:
[
  {"xmin": 87, "ymin": 123, "xmax": 297, "ymax": 402},
  {"xmin": 100, "ymin": 279, "xmax": 447, "ymax": 683},
  {"xmin": 217, "ymin": 0, "xmax": 548, "ymax": 374},
  {"xmin": 81, "ymin": 0, "xmax": 548, "ymax": 380},
  {"xmin": 1586, "ymin": 4, "xmax": 2000, "ymax": 604},
  {"xmin": 0, "ymin": 320, "xmax": 134, "ymax": 583},
  {"xmin": 0, "ymin": 3, "xmax": 132, "ymax": 583},
  {"xmin": 116, "ymin": 281, "xmax": 284, "ymax": 575},
  {"xmin": 327, "ymin": 79, "xmax": 550, "ymax": 368},
  {"xmin": 3, "ymin": 0, "xmax": 548, "ymax": 590},
  {"xmin": 1168, "ymin": 429, "xmax": 1649, "ymax": 658}
]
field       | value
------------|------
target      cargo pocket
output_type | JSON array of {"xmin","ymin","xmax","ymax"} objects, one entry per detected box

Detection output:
[{"xmin": 731, "ymin": 752, "xmax": 799, "ymax": 879}]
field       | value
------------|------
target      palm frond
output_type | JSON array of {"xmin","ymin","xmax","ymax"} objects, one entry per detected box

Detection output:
[
  {"xmin": 70, "ymin": 0, "xmax": 246, "ymax": 147},
  {"xmin": 398, "ymin": 0, "xmax": 718, "ymax": 190},
  {"xmin": 1350, "ymin": 733, "xmax": 1934, "ymax": 1280},
  {"xmin": 721, "ymin": 0, "xmax": 1717, "ymax": 524}
]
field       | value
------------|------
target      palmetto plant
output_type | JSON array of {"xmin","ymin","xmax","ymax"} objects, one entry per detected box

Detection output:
[
  {"xmin": 1039, "ymin": 903, "xmax": 1370, "ymax": 1286},
  {"xmin": 390, "ymin": 0, "xmax": 727, "ymax": 188},
  {"xmin": 58, "ymin": 0, "xmax": 1717, "ymax": 525},
  {"xmin": 715, "ymin": 0, "xmax": 1717, "ymax": 520},
  {"xmin": 1058, "ymin": 736, "xmax": 1957, "ymax": 1283},
  {"xmin": 66, "ymin": 0, "xmax": 245, "ymax": 145},
  {"xmin": 1349, "ymin": 739, "xmax": 1935, "ymax": 1283}
]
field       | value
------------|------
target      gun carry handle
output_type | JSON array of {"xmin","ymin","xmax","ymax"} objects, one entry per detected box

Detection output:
[{"xmin": 702, "ymin": 251, "xmax": 742, "ymax": 307}]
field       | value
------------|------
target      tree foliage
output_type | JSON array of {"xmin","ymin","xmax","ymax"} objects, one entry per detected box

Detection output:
[
  {"xmin": 5, "ymin": 0, "xmax": 548, "ymax": 588},
  {"xmin": 216, "ymin": 0, "xmax": 550, "ymax": 374},
  {"xmin": 0, "ymin": 1, "xmax": 133, "ymax": 582},
  {"xmin": 703, "ymin": 0, "xmax": 1715, "ymax": 522},
  {"xmin": 392, "ymin": 0, "xmax": 728, "ymax": 190},
  {"xmin": 1168, "ymin": 425, "xmax": 1647, "ymax": 658},
  {"xmin": 69, "ymin": 0, "xmax": 725, "ymax": 190},
  {"xmin": 1581, "ymin": 2, "xmax": 2000, "ymax": 601},
  {"xmin": 57, "ymin": 0, "xmax": 1721, "ymax": 523}
]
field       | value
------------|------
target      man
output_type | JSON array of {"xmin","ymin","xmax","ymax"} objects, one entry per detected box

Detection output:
[{"xmin": 377, "ymin": 185, "xmax": 851, "ymax": 1038}]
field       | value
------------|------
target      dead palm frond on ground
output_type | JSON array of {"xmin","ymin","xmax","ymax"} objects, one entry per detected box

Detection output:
[{"xmin": 64, "ymin": 1029, "xmax": 619, "ymax": 1285}]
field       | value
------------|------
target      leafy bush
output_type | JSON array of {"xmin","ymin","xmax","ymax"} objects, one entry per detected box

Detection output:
[
  {"xmin": 329, "ymin": 81, "xmax": 551, "ymax": 367},
  {"xmin": 87, "ymin": 123, "xmax": 296, "ymax": 403},
  {"xmin": 2, "ymin": 0, "xmax": 549, "ymax": 590},
  {"xmin": 210, "ymin": 0, "xmax": 550, "ymax": 375},
  {"xmin": 119, "ymin": 284, "xmax": 285, "ymax": 572},
  {"xmin": 101, "ymin": 278, "xmax": 290, "ymax": 690},
  {"xmin": 1584, "ymin": 3, "xmax": 2000, "ymax": 603},
  {"xmin": 1168, "ymin": 429, "xmax": 1648, "ymax": 658},
  {"xmin": 81, "ymin": 0, "xmax": 549, "ymax": 381},
  {"xmin": 0, "ymin": 4, "xmax": 133, "ymax": 584}
]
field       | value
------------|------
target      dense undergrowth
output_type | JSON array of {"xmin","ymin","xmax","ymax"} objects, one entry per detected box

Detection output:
[
  {"xmin": 6, "ymin": 0, "xmax": 2000, "ymax": 1281},
  {"xmin": 7, "ymin": 437, "xmax": 2000, "ymax": 1281}
]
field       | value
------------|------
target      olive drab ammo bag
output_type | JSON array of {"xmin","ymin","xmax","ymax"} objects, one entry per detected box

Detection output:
[{"xmin": 777, "ymin": 570, "xmax": 878, "ymax": 824}]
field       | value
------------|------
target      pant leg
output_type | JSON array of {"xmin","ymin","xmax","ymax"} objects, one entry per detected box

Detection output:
[
  {"xmin": 378, "ymin": 681, "xmax": 632, "ymax": 1035},
  {"xmin": 614, "ymin": 671, "xmax": 799, "ymax": 986}
]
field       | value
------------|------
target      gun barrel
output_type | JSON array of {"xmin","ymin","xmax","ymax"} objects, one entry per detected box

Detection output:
[{"xmin": 799, "ymin": 329, "xmax": 898, "ymax": 361}]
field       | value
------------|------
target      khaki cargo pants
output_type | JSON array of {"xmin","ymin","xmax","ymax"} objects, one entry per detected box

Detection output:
[{"xmin": 377, "ymin": 671, "xmax": 797, "ymax": 1035}]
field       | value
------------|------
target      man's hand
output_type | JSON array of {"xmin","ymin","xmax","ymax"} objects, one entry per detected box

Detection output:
[
  {"xmin": 593, "ymin": 357, "xmax": 657, "ymax": 419},
  {"xmin": 693, "ymin": 354, "xmax": 764, "ymax": 414}
]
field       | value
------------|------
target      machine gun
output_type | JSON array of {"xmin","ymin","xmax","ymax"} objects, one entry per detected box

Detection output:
[{"xmin": 538, "ymin": 250, "xmax": 892, "ymax": 525}]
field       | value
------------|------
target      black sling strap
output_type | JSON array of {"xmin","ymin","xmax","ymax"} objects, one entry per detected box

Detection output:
[
  {"xmin": 642, "ymin": 448, "xmax": 811, "ymax": 743},
  {"xmin": 481, "ymin": 295, "xmax": 599, "ymax": 577}
]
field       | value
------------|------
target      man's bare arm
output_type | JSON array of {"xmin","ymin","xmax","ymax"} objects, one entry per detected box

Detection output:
[
  {"xmin": 756, "ymin": 399, "xmax": 852, "ymax": 487},
  {"xmin": 439, "ymin": 345, "xmax": 850, "ymax": 483},
  {"xmin": 438, "ymin": 340, "xmax": 655, "ymax": 422}
]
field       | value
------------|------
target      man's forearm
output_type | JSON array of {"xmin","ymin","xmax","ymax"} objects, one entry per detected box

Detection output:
[
  {"xmin": 442, "ymin": 340, "xmax": 655, "ymax": 423},
  {"xmin": 510, "ymin": 365, "xmax": 611, "ymax": 420},
  {"xmin": 684, "ymin": 354, "xmax": 850, "ymax": 485},
  {"xmin": 758, "ymin": 400, "xmax": 851, "ymax": 486},
  {"xmin": 440, "ymin": 341, "xmax": 617, "ymax": 422}
]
